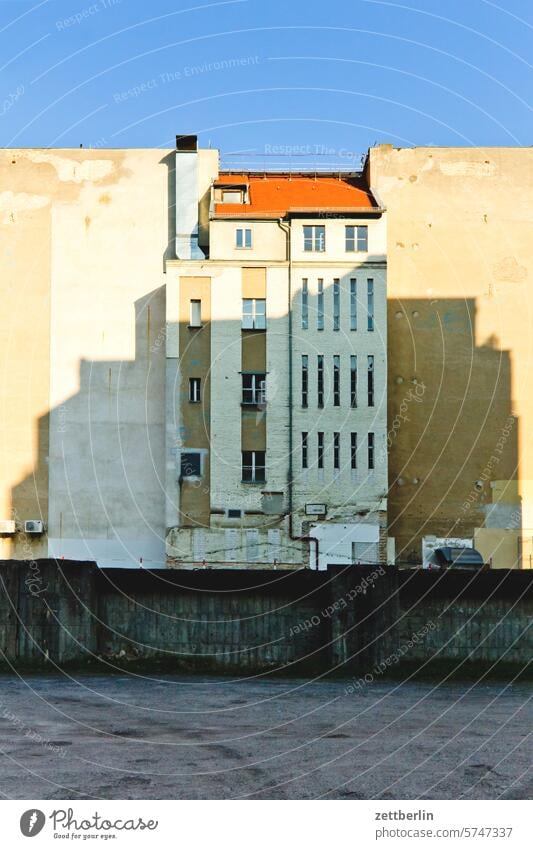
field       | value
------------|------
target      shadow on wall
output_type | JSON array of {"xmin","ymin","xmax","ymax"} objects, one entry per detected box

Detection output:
[
  {"xmin": 10, "ymin": 290, "xmax": 167, "ymax": 567},
  {"xmin": 387, "ymin": 296, "xmax": 520, "ymax": 567}
]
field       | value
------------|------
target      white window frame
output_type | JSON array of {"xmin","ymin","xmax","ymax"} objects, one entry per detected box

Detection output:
[
  {"xmin": 242, "ymin": 450, "xmax": 266, "ymax": 483},
  {"xmin": 189, "ymin": 299, "xmax": 202, "ymax": 327},
  {"xmin": 242, "ymin": 373, "xmax": 266, "ymax": 405},
  {"xmin": 345, "ymin": 224, "xmax": 368, "ymax": 252},
  {"xmin": 236, "ymin": 227, "xmax": 252, "ymax": 249},
  {"xmin": 242, "ymin": 298, "xmax": 266, "ymax": 330},
  {"xmin": 303, "ymin": 225, "xmax": 326, "ymax": 252},
  {"xmin": 367, "ymin": 279, "xmax": 374, "ymax": 331},
  {"xmin": 189, "ymin": 377, "xmax": 201, "ymax": 403}
]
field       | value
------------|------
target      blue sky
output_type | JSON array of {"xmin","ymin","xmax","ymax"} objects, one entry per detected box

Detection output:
[{"xmin": 1, "ymin": 0, "xmax": 532, "ymax": 165}]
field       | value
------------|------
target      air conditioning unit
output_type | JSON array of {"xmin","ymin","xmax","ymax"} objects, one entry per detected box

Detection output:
[
  {"xmin": 0, "ymin": 519, "xmax": 16, "ymax": 534},
  {"xmin": 24, "ymin": 520, "xmax": 44, "ymax": 534}
]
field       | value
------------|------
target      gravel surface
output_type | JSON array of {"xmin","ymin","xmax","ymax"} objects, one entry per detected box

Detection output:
[{"xmin": 0, "ymin": 673, "xmax": 530, "ymax": 800}]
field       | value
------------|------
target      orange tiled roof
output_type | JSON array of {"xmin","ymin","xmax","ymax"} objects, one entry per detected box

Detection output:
[{"xmin": 213, "ymin": 173, "xmax": 377, "ymax": 218}]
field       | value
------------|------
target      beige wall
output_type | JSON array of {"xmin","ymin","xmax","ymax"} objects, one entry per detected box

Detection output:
[{"xmin": 369, "ymin": 145, "xmax": 529, "ymax": 566}]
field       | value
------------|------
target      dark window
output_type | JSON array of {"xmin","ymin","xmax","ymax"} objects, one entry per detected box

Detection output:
[
  {"xmin": 317, "ymin": 355, "xmax": 324, "ymax": 408},
  {"xmin": 351, "ymin": 433, "xmax": 357, "ymax": 469},
  {"xmin": 367, "ymin": 355, "xmax": 374, "ymax": 407},
  {"xmin": 333, "ymin": 278, "xmax": 340, "ymax": 331},
  {"xmin": 189, "ymin": 377, "xmax": 201, "ymax": 403},
  {"xmin": 333, "ymin": 432, "xmax": 340, "ymax": 470},
  {"xmin": 318, "ymin": 432, "xmax": 324, "ymax": 469},
  {"xmin": 180, "ymin": 452, "xmax": 201, "ymax": 478},
  {"xmin": 333, "ymin": 355, "xmax": 340, "ymax": 406},
  {"xmin": 227, "ymin": 508, "xmax": 242, "ymax": 518},
  {"xmin": 368, "ymin": 433, "xmax": 375, "ymax": 470},
  {"xmin": 242, "ymin": 373, "xmax": 266, "ymax": 405},
  {"xmin": 242, "ymin": 451, "xmax": 266, "ymax": 483},
  {"xmin": 350, "ymin": 355, "xmax": 357, "ymax": 408},
  {"xmin": 301, "ymin": 279, "xmax": 308, "ymax": 329},
  {"xmin": 301, "ymin": 355, "xmax": 308, "ymax": 407},
  {"xmin": 302, "ymin": 432, "xmax": 308, "ymax": 469},
  {"xmin": 189, "ymin": 299, "xmax": 202, "ymax": 327}
]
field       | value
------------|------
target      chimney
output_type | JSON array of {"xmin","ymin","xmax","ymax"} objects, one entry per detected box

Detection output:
[{"xmin": 175, "ymin": 133, "xmax": 205, "ymax": 259}]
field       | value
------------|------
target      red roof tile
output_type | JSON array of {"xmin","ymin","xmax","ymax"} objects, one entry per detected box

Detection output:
[{"xmin": 213, "ymin": 173, "xmax": 376, "ymax": 218}]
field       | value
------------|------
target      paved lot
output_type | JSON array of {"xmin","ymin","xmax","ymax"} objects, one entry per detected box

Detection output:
[{"xmin": 0, "ymin": 673, "xmax": 530, "ymax": 799}]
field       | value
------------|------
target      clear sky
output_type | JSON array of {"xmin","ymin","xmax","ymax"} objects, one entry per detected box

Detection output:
[{"xmin": 1, "ymin": 0, "xmax": 532, "ymax": 167}]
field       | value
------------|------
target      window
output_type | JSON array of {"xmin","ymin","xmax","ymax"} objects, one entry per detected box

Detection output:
[
  {"xmin": 333, "ymin": 432, "xmax": 340, "ymax": 470},
  {"xmin": 301, "ymin": 355, "xmax": 308, "ymax": 408},
  {"xmin": 189, "ymin": 299, "xmax": 201, "ymax": 327},
  {"xmin": 367, "ymin": 279, "xmax": 374, "ymax": 331},
  {"xmin": 350, "ymin": 279, "xmax": 357, "ymax": 330},
  {"xmin": 351, "ymin": 432, "xmax": 357, "ymax": 469},
  {"xmin": 180, "ymin": 451, "xmax": 201, "ymax": 478},
  {"xmin": 302, "ymin": 432, "xmax": 308, "ymax": 469},
  {"xmin": 242, "ymin": 373, "xmax": 266, "ymax": 405},
  {"xmin": 236, "ymin": 228, "xmax": 252, "ymax": 249},
  {"xmin": 345, "ymin": 225, "xmax": 368, "ymax": 252},
  {"xmin": 189, "ymin": 377, "xmax": 201, "ymax": 403},
  {"xmin": 350, "ymin": 355, "xmax": 357, "ymax": 408},
  {"xmin": 367, "ymin": 355, "xmax": 374, "ymax": 407},
  {"xmin": 317, "ymin": 279, "xmax": 324, "ymax": 330},
  {"xmin": 333, "ymin": 355, "xmax": 340, "ymax": 406},
  {"xmin": 318, "ymin": 432, "xmax": 324, "ymax": 469},
  {"xmin": 333, "ymin": 278, "xmax": 340, "ymax": 331},
  {"xmin": 222, "ymin": 190, "xmax": 242, "ymax": 203},
  {"xmin": 242, "ymin": 450, "xmax": 266, "ymax": 483},
  {"xmin": 227, "ymin": 509, "xmax": 242, "ymax": 519},
  {"xmin": 242, "ymin": 298, "xmax": 266, "ymax": 330},
  {"xmin": 317, "ymin": 355, "xmax": 324, "ymax": 408},
  {"xmin": 303, "ymin": 225, "xmax": 325, "ymax": 252},
  {"xmin": 368, "ymin": 432, "xmax": 375, "ymax": 470},
  {"xmin": 301, "ymin": 279, "xmax": 308, "ymax": 330}
]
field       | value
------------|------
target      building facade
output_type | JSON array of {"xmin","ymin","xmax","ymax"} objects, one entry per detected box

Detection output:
[{"xmin": 165, "ymin": 137, "xmax": 388, "ymax": 568}]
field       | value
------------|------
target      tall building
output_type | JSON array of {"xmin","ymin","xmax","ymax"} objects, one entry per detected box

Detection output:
[{"xmin": 165, "ymin": 136, "xmax": 389, "ymax": 568}]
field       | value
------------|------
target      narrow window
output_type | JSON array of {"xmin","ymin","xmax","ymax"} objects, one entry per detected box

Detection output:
[
  {"xmin": 242, "ymin": 451, "xmax": 266, "ymax": 483},
  {"xmin": 236, "ymin": 228, "xmax": 252, "ymax": 248},
  {"xmin": 317, "ymin": 432, "xmax": 324, "ymax": 469},
  {"xmin": 368, "ymin": 433, "xmax": 375, "ymax": 470},
  {"xmin": 301, "ymin": 432, "xmax": 308, "ymax": 469},
  {"xmin": 189, "ymin": 299, "xmax": 201, "ymax": 327},
  {"xmin": 301, "ymin": 278, "xmax": 308, "ymax": 330},
  {"xmin": 333, "ymin": 355, "xmax": 340, "ymax": 406},
  {"xmin": 345, "ymin": 225, "xmax": 355, "ymax": 252},
  {"xmin": 242, "ymin": 298, "xmax": 266, "ymax": 330},
  {"xmin": 317, "ymin": 279, "xmax": 324, "ymax": 330},
  {"xmin": 367, "ymin": 279, "xmax": 374, "ymax": 331},
  {"xmin": 222, "ymin": 190, "xmax": 242, "ymax": 203},
  {"xmin": 189, "ymin": 377, "xmax": 201, "ymax": 403},
  {"xmin": 350, "ymin": 355, "xmax": 357, "ymax": 408},
  {"xmin": 351, "ymin": 432, "xmax": 357, "ymax": 469},
  {"xmin": 357, "ymin": 225, "xmax": 368, "ymax": 251},
  {"xmin": 242, "ymin": 373, "xmax": 266, "ymax": 405},
  {"xmin": 180, "ymin": 451, "xmax": 201, "ymax": 478},
  {"xmin": 317, "ymin": 355, "xmax": 324, "ymax": 408},
  {"xmin": 304, "ymin": 225, "xmax": 325, "ymax": 252},
  {"xmin": 301, "ymin": 355, "xmax": 308, "ymax": 408},
  {"xmin": 350, "ymin": 278, "xmax": 357, "ymax": 330},
  {"xmin": 333, "ymin": 432, "xmax": 340, "ymax": 470},
  {"xmin": 367, "ymin": 355, "xmax": 374, "ymax": 407},
  {"xmin": 333, "ymin": 278, "xmax": 340, "ymax": 331}
]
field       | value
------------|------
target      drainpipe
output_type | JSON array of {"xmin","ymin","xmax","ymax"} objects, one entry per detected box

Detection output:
[{"xmin": 277, "ymin": 217, "xmax": 319, "ymax": 569}]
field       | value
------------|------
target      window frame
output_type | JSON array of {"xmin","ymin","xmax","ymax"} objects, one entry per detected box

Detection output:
[
  {"xmin": 367, "ymin": 355, "xmax": 375, "ymax": 407},
  {"xmin": 303, "ymin": 224, "xmax": 326, "ymax": 252},
  {"xmin": 301, "ymin": 431, "xmax": 308, "ymax": 469},
  {"xmin": 317, "ymin": 431, "xmax": 324, "ymax": 469},
  {"xmin": 345, "ymin": 224, "xmax": 368, "ymax": 252},
  {"xmin": 180, "ymin": 451, "xmax": 202, "ymax": 479},
  {"xmin": 242, "ymin": 450, "xmax": 266, "ymax": 483},
  {"xmin": 301, "ymin": 355, "xmax": 308, "ymax": 408},
  {"xmin": 236, "ymin": 227, "xmax": 252, "ymax": 249},
  {"xmin": 350, "ymin": 355, "xmax": 357, "ymax": 408},
  {"xmin": 333, "ymin": 355, "xmax": 340, "ymax": 407},
  {"xmin": 189, "ymin": 299, "xmax": 202, "ymax": 328},
  {"xmin": 317, "ymin": 354, "xmax": 324, "ymax": 408},
  {"xmin": 333, "ymin": 278, "xmax": 340, "ymax": 331},
  {"xmin": 317, "ymin": 278, "xmax": 324, "ymax": 330},
  {"xmin": 350, "ymin": 278, "xmax": 357, "ymax": 331},
  {"xmin": 368, "ymin": 432, "xmax": 375, "ymax": 470},
  {"xmin": 301, "ymin": 278, "xmax": 308, "ymax": 330},
  {"xmin": 333, "ymin": 432, "xmax": 340, "ymax": 470},
  {"xmin": 242, "ymin": 298, "xmax": 266, "ymax": 330},
  {"xmin": 351, "ymin": 432, "xmax": 357, "ymax": 469},
  {"xmin": 188, "ymin": 377, "xmax": 201, "ymax": 403},
  {"xmin": 242, "ymin": 372, "xmax": 266, "ymax": 405},
  {"xmin": 367, "ymin": 279, "xmax": 374, "ymax": 332}
]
